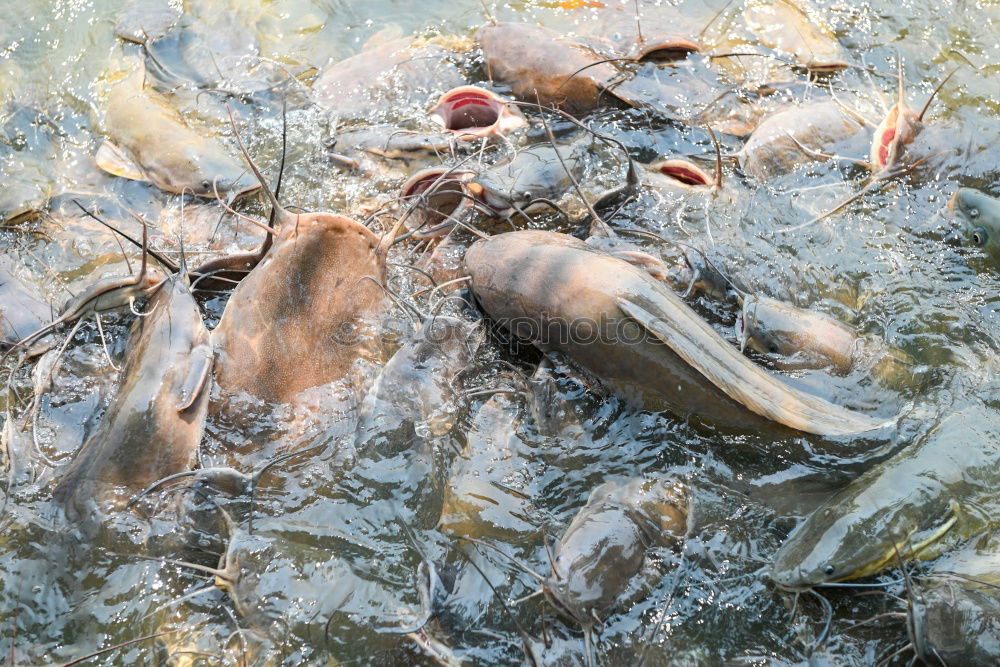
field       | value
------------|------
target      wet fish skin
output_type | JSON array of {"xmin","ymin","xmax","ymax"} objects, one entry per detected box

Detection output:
[
  {"xmin": 743, "ymin": 0, "xmax": 848, "ymax": 73},
  {"xmin": 465, "ymin": 230, "xmax": 887, "ymax": 436},
  {"xmin": 211, "ymin": 213, "xmax": 388, "ymax": 406},
  {"xmin": 469, "ymin": 138, "xmax": 590, "ymax": 216},
  {"xmin": 100, "ymin": 71, "xmax": 259, "ymax": 199},
  {"xmin": 953, "ymin": 188, "xmax": 1000, "ymax": 255},
  {"xmin": 52, "ymin": 273, "xmax": 213, "ymax": 523},
  {"xmin": 545, "ymin": 477, "xmax": 688, "ymax": 626},
  {"xmin": 908, "ymin": 535, "xmax": 1000, "ymax": 666},
  {"xmin": 0, "ymin": 259, "xmax": 52, "ymax": 349},
  {"xmin": 769, "ymin": 405, "xmax": 1000, "ymax": 590},
  {"xmin": 738, "ymin": 295, "xmax": 858, "ymax": 373},
  {"xmin": 476, "ymin": 23, "xmax": 625, "ymax": 114},
  {"xmin": 313, "ymin": 37, "xmax": 465, "ymax": 119},
  {"xmin": 356, "ymin": 315, "xmax": 480, "ymax": 450},
  {"xmin": 438, "ymin": 391, "xmax": 537, "ymax": 542},
  {"xmin": 739, "ymin": 101, "xmax": 864, "ymax": 181}
]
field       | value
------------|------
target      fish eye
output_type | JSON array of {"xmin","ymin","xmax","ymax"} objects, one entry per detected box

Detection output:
[
  {"xmin": 968, "ymin": 207, "xmax": 980, "ymax": 219},
  {"xmin": 972, "ymin": 227, "xmax": 988, "ymax": 247},
  {"xmin": 768, "ymin": 343, "xmax": 779, "ymax": 353},
  {"xmin": 202, "ymin": 179, "xmax": 212, "ymax": 191},
  {"xmin": 824, "ymin": 565, "xmax": 835, "ymax": 576}
]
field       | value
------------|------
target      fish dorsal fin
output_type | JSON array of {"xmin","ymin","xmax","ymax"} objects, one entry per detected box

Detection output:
[
  {"xmin": 95, "ymin": 140, "xmax": 147, "ymax": 182},
  {"xmin": 615, "ymin": 295, "xmax": 889, "ymax": 436},
  {"xmin": 176, "ymin": 343, "xmax": 214, "ymax": 412}
]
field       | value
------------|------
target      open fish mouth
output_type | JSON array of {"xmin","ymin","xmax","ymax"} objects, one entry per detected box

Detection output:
[
  {"xmin": 632, "ymin": 37, "xmax": 701, "ymax": 63},
  {"xmin": 649, "ymin": 159, "xmax": 713, "ymax": 187},
  {"xmin": 429, "ymin": 85, "xmax": 525, "ymax": 139},
  {"xmin": 400, "ymin": 167, "xmax": 474, "ymax": 238}
]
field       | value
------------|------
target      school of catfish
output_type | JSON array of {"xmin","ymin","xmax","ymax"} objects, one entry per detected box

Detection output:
[{"xmin": 0, "ymin": 0, "xmax": 998, "ymax": 664}]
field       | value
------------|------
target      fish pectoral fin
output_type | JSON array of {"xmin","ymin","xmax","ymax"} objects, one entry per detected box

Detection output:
[
  {"xmin": 176, "ymin": 344, "xmax": 214, "ymax": 412},
  {"xmin": 95, "ymin": 140, "xmax": 148, "ymax": 182},
  {"xmin": 611, "ymin": 250, "xmax": 671, "ymax": 281},
  {"xmin": 615, "ymin": 295, "xmax": 887, "ymax": 436}
]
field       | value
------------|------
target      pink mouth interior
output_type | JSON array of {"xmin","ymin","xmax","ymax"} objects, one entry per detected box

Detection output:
[
  {"xmin": 440, "ymin": 91, "xmax": 501, "ymax": 131},
  {"xmin": 404, "ymin": 173, "xmax": 466, "ymax": 227},
  {"xmin": 659, "ymin": 165, "xmax": 710, "ymax": 186},
  {"xmin": 877, "ymin": 127, "xmax": 896, "ymax": 167}
]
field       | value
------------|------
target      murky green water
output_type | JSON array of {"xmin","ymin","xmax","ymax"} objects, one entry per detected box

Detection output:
[{"xmin": 1, "ymin": 0, "xmax": 999, "ymax": 664}]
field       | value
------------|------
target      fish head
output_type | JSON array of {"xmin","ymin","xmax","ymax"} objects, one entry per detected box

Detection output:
[
  {"xmin": 736, "ymin": 295, "xmax": 784, "ymax": 356},
  {"xmin": 909, "ymin": 581, "xmax": 1000, "ymax": 665},
  {"xmin": 468, "ymin": 142, "xmax": 583, "ymax": 216},
  {"xmin": 951, "ymin": 188, "xmax": 1000, "ymax": 252},
  {"xmin": 171, "ymin": 147, "xmax": 262, "ymax": 201},
  {"xmin": 736, "ymin": 295, "xmax": 856, "ymax": 370},
  {"xmin": 544, "ymin": 483, "xmax": 651, "ymax": 625},
  {"xmin": 428, "ymin": 85, "xmax": 526, "ymax": 140},
  {"xmin": 399, "ymin": 168, "xmax": 474, "ymax": 238},
  {"xmin": 870, "ymin": 101, "xmax": 922, "ymax": 171},
  {"xmin": 769, "ymin": 484, "xmax": 959, "ymax": 591}
]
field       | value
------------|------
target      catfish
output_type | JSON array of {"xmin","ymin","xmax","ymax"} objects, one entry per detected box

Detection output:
[
  {"xmin": 313, "ymin": 36, "xmax": 466, "ymax": 119},
  {"xmin": 465, "ymin": 230, "xmax": 892, "ymax": 437},
  {"xmin": 211, "ymin": 116, "xmax": 393, "ymax": 407},
  {"xmin": 52, "ymin": 271, "xmax": 212, "ymax": 524},
  {"xmin": 97, "ymin": 68, "xmax": 260, "ymax": 200}
]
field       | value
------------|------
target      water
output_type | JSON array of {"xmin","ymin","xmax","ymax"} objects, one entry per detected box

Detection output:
[{"xmin": 1, "ymin": 0, "xmax": 998, "ymax": 664}]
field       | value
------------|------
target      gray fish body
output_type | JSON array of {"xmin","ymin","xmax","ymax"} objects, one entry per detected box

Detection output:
[
  {"xmin": 352, "ymin": 316, "xmax": 480, "ymax": 527},
  {"xmin": 356, "ymin": 316, "xmax": 480, "ymax": 452},
  {"xmin": 333, "ymin": 125, "xmax": 454, "ymax": 163},
  {"xmin": 912, "ymin": 582, "xmax": 1000, "ymax": 666},
  {"xmin": 910, "ymin": 535, "xmax": 1000, "ymax": 666},
  {"xmin": 53, "ymin": 275, "xmax": 212, "ymax": 522},
  {"xmin": 770, "ymin": 405, "xmax": 1000, "ymax": 590},
  {"xmin": 0, "ymin": 259, "xmax": 52, "ymax": 348},
  {"xmin": 465, "ymin": 230, "xmax": 887, "ymax": 436},
  {"xmin": 546, "ymin": 478, "xmax": 688, "ymax": 625},
  {"xmin": 471, "ymin": 139, "xmax": 590, "ymax": 215},
  {"xmin": 438, "ymin": 392, "xmax": 537, "ymax": 542},
  {"xmin": 739, "ymin": 101, "xmax": 863, "ymax": 181}
]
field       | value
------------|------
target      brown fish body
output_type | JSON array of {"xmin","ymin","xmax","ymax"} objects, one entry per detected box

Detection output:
[
  {"xmin": 314, "ymin": 37, "xmax": 465, "ymax": 118},
  {"xmin": 465, "ymin": 231, "xmax": 888, "ymax": 436},
  {"xmin": 212, "ymin": 212, "xmax": 387, "ymax": 406},
  {"xmin": 739, "ymin": 101, "xmax": 864, "ymax": 181},
  {"xmin": 52, "ymin": 275, "xmax": 212, "ymax": 521},
  {"xmin": 743, "ymin": 0, "xmax": 848, "ymax": 73},
  {"xmin": 477, "ymin": 23, "xmax": 624, "ymax": 114},
  {"xmin": 738, "ymin": 295, "xmax": 858, "ymax": 373},
  {"xmin": 100, "ymin": 71, "xmax": 259, "ymax": 198}
]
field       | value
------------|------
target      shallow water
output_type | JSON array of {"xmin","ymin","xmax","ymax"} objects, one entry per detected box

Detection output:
[{"xmin": 1, "ymin": 0, "xmax": 999, "ymax": 664}]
